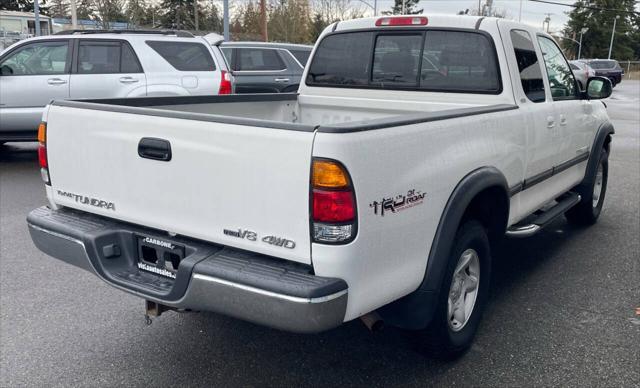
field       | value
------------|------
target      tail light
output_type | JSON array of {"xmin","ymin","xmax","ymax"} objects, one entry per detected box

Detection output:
[
  {"xmin": 375, "ymin": 16, "xmax": 428, "ymax": 26},
  {"xmin": 311, "ymin": 159, "xmax": 356, "ymax": 244},
  {"xmin": 38, "ymin": 122, "xmax": 50, "ymax": 185},
  {"xmin": 219, "ymin": 70, "xmax": 232, "ymax": 95}
]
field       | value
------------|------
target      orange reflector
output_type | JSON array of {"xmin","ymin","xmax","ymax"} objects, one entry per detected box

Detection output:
[
  {"xmin": 37, "ymin": 122, "xmax": 47, "ymax": 144},
  {"xmin": 312, "ymin": 160, "xmax": 350, "ymax": 189}
]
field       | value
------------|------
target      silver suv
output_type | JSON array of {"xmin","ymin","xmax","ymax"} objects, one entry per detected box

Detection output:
[{"xmin": 0, "ymin": 30, "xmax": 232, "ymax": 142}]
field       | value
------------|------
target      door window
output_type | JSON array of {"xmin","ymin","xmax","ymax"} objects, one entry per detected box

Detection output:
[
  {"xmin": 0, "ymin": 41, "xmax": 69, "ymax": 76},
  {"xmin": 536, "ymin": 36, "xmax": 578, "ymax": 100},
  {"xmin": 78, "ymin": 41, "xmax": 120, "ymax": 74},
  {"xmin": 289, "ymin": 49, "xmax": 311, "ymax": 66},
  {"xmin": 236, "ymin": 48, "xmax": 286, "ymax": 71},
  {"xmin": 146, "ymin": 41, "xmax": 215, "ymax": 71},
  {"xmin": 510, "ymin": 29, "xmax": 545, "ymax": 103}
]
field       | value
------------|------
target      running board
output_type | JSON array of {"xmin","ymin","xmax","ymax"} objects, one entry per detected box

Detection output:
[{"xmin": 506, "ymin": 193, "xmax": 581, "ymax": 238}]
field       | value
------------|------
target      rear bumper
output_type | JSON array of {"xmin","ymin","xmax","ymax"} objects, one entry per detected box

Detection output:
[{"xmin": 27, "ymin": 206, "xmax": 348, "ymax": 333}]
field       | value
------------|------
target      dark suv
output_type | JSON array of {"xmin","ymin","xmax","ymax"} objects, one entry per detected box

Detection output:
[
  {"xmin": 221, "ymin": 42, "xmax": 312, "ymax": 93},
  {"xmin": 583, "ymin": 59, "xmax": 624, "ymax": 87}
]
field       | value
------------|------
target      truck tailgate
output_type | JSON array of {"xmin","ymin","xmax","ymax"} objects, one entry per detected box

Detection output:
[{"xmin": 45, "ymin": 104, "xmax": 315, "ymax": 264}]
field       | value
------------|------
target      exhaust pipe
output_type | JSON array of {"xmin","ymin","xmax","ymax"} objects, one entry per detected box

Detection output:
[{"xmin": 360, "ymin": 311, "xmax": 384, "ymax": 332}]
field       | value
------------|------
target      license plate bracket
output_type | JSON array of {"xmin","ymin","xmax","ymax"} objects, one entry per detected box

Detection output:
[{"xmin": 136, "ymin": 235, "xmax": 185, "ymax": 279}]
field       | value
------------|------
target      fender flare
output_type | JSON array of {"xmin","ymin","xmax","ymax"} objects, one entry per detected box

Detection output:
[
  {"xmin": 583, "ymin": 121, "xmax": 614, "ymax": 185},
  {"xmin": 379, "ymin": 166, "xmax": 509, "ymax": 330}
]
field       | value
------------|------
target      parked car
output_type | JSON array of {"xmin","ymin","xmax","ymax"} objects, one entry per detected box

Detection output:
[
  {"xmin": 569, "ymin": 60, "xmax": 595, "ymax": 90},
  {"xmin": 0, "ymin": 30, "xmax": 231, "ymax": 143},
  {"xmin": 582, "ymin": 59, "xmax": 624, "ymax": 87},
  {"xmin": 220, "ymin": 42, "xmax": 312, "ymax": 93},
  {"xmin": 29, "ymin": 15, "xmax": 614, "ymax": 358}
]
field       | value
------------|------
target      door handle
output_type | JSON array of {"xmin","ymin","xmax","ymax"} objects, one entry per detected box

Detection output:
[
  {"xmin": 47, "ymin": 78, "xmax": 67, "ymax": 85},
  {"xmin": 119, "ymin": 77, "xmax": 139, "ymax": 84},
  {"xmin": 138, "ymin": 138, "xmax": 172, "ymax": 162},
  {"xmin": 546, "ymin": 116, "xmax": 555, "ymax": 128},
  {"xmin": 274, "ymin": 78, "xmax": 290, "ymax": 83},
  {"xmin": 559, "ymin": 115, "xmax": 567, "ymax": 126}
]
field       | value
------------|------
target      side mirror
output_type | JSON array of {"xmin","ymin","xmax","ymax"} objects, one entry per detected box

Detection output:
[
  {"xmin": 585, "ymin": 76, "xmax": 612, "ymax": 100},
  {"xmin": 0, "ymin": 65, "xmax": 12, "ymax": 76}
]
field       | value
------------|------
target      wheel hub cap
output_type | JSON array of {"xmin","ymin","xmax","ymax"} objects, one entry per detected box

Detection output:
[
  {"xmin": 447, "ymin": 248, "xmax": 480, "ymax": 332},
  {"xmin": 592, "ymin": 163, "xmax": 604, "ymax": 208}
]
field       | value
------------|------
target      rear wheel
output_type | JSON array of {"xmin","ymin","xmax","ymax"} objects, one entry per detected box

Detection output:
[
  {"xmin": 566, "ymin": 148, "xmax": 608, "ymax": 225},
  {"xmin": 407, "ymin": 220, "xmax": 491, "ymax": 359}
]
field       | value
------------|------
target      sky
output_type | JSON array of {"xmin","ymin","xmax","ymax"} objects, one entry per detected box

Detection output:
[{"xmin": 217, "ymin": 0, "xmax": 639, "ymax": 34}]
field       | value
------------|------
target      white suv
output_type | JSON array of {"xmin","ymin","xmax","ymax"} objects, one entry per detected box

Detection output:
[{"xmin": 0, "ymin": 30, "xmax": 232, "ymax": 142}]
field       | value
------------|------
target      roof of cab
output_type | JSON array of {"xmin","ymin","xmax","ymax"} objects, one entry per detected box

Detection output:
[{"xmin": 333, "ymin": 15, "xmax": 490, "ymax": 32}]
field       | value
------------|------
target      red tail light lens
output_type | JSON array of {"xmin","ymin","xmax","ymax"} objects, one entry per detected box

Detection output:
[
  {"xmin": 38, "ymin": 145, "xmax": 48, "ymax": 168},
  {"xmin": 219, "ymin": 70, "xmax": 232, "ymax": 95},
  {"xmin": 313, "ymin": 190, "xmax": 355, "ymax": 223},
  {"xmin": 311, "ymin": 158, "xmax": 357, "ymax": 243},
  {"xmin": 376, "ymin": 16, "xmax": 428, "ymax": 26}
]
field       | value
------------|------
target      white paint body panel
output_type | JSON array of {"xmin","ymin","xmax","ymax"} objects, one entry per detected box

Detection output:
[{"xmin": 42, "ymin": 15, "xmax": 611, "ymax": 323}]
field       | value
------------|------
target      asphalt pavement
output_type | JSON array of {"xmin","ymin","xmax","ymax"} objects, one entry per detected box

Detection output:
[{"xmin": 1, "ymin": 82, "xmax": 639, "ymax": 387}]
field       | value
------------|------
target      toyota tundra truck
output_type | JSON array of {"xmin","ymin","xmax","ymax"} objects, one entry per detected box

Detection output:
[{"xmin": 28, "ymin": 16, "xmax": 614, "ymax": 357}]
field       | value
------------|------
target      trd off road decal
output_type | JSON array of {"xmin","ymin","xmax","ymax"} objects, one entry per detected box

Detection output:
[{"xmin": 370, "ymin": 189, "xmax": 426, "ymax": 216}]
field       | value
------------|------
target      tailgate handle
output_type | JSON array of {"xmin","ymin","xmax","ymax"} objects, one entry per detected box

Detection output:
[{"xmin": 138, "ymin": 138, "xmax": 172, "ymax": 161}]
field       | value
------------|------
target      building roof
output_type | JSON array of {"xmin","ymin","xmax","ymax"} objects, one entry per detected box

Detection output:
[{"xmin": 0, "ymin": 10, "xmax": 51, "ymax": 19}]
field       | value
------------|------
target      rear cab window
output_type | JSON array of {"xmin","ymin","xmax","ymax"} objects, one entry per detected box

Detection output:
[
  {"xmin": 146, "ymin": 41, "xmax": 215, "ymax": 71},
  {"xmin": 306, "ymin": 29, "xmax": 501, "ymax": 93}
]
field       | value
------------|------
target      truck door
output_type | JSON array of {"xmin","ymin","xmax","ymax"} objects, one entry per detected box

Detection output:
[
  {"xmin": 536, "ymin": 36, "xmax": 594, "ymax": 167},
  {"xmin": 69, "ymin": 40, "xmax": 146, "ymax": 99},
  {"xmin": 506, "ymin": 29, "xmax": 560, "ymax": 179}
]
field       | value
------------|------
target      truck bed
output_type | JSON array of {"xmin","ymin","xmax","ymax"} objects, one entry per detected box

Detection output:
[{"xmin": 52, "ymin": 93, "xmax": 517, "ymax": 132}]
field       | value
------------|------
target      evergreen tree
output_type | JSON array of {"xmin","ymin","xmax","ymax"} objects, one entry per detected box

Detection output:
[
  {"xmin": 268, "ymin": 0, "xmax": 312, "ymax": 43},
  {"xmin": 0, "ymin": 0, "xmax": 49, "ymax": 14},
  {"xmin": 385, "ymin": 0, "xmax": 422, "ymax": 15},
  {"xmin": 159, "ymin": 0, "xmax": 196, "ymax": 29},
  {"xmin": 563, "ymin": 0, "xmax": 639, "ymax": 60},
  {"xmin": 126, "ymin": 0, "xmax": 147, "ymax": 27},
  {"xmin": 48, "ymin": 0, "xmax": 69, "ymax": 17}
]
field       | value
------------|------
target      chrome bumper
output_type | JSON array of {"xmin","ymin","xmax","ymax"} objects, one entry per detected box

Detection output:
[{"xmin": 27, "ymin": 206, "xmax": 348, "ymax": 333}]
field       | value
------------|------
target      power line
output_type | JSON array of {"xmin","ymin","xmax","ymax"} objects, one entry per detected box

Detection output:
[{"xmin": 529, "ymin": 0, "xmax": 640, "ymax": 15}]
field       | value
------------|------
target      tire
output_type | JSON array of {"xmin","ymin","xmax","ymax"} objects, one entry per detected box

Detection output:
[
  {"xmin": 565, "ymin": 148, "xmax": 608, "ymax": 226},
  {"xmin": 406, "ymin": 220, "xmax": 491, "ymax": 359}
]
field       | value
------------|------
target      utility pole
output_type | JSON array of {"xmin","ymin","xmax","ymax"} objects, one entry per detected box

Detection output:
[
  {"xmin": 260, "ymin": 0, "xmax": 267, "ymax": 41},
  {"xmin": 401, "ymin": 0, "xmax": 405, "ymax": 15},
  {"xmin": 543, "ymin": 13, "xmax": 551, "ymax": 33},
  {"xmin": 194, "ymin": 0, "xmax": 199, "ymax": 31},
  {"xmin": 578, "ymin": 27, "xmax": 588, "ymax": 60},
  {"xmin": 477, "ymin": 0, "xmax": 481, "ymax": 15},
  {"xmin": 223, "ymin": 0, "xmax": 229, "ymax": 40},
  {"xmin": 518, "ymin": 0, "xmax": 523, "ymax": 22},
  {"xmin": 608, "ymin": 15, "xmax": 620, "ymax": 60},
  {"xmin": 33, "ymin": 0, "xmax": 41, "ymax": 36},
  {"xmin": 70, "ymin": 0, "xmax": 78, "ymax": 29}
]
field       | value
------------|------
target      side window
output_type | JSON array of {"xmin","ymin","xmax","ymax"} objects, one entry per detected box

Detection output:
[
  {"xmin": 121, "ymin": 42, "xmax": 143, "ymax": 73},
  {"xmin": 236, "ymin": 48, "xmax": 286, "ymax": 71},
  {"xmin": 146, "ymin": 41, "xmax": 216, "ymax": 71},
  {"xmin": 0, "ymin": 41, "xmax": 69, "ymax": 76},
  {"xmin": 536, "ymin": 36, "xmax": 578, "ymax": 100},
  {"xmin": 372, "ymin": 34, "xmax": 422, "ymax": 86},
  {"xmin": 510, "ymin": 29, "xmax": 545, "ymax": 103},
  {"xmin": 78, "ymin": 41, "xmax": 121, "ymax": 74},
  {"xmin": 306, "ymin": 31, "xmax": 374, "ymax": 86},
  {"xmin": 289, "ymin": 49, "xmax": 311, "ymax": 66},
  {"xmin": 221, "ymin": 47, "xmax": 233, "ymax": 69}
]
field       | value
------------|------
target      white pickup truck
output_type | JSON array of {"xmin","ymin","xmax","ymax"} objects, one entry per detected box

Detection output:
[{"xmin": 28, "ymin": 15, "xmax": 614, "ymax": 357}]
